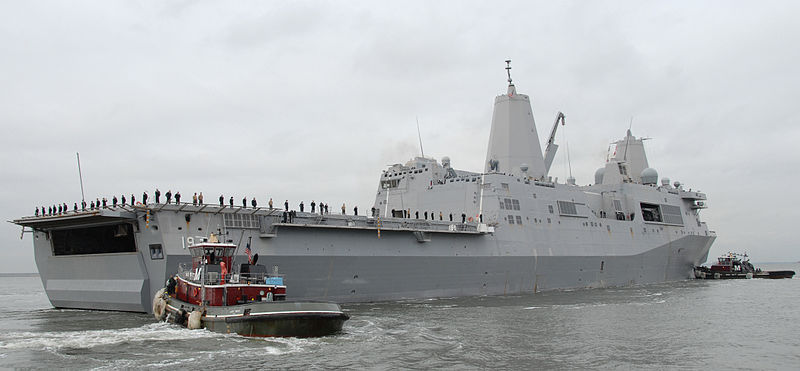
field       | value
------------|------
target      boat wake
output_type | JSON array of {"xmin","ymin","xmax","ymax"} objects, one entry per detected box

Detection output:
[{"xmin": 0, "ymin": 322, "xmax": 222, "ymax": 351}]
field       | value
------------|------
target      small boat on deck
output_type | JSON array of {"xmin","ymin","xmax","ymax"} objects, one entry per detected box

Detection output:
[
  {"xmin": 153, "ymin": 235, "xmax": 349, "ymax": 337},
  {"xmin": 694, "ymin": 252, "xmax": 795, "ymax": 280}
]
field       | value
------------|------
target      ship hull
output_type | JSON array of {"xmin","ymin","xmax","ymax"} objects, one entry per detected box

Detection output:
[{"xmin": 29, "ymin": 221, "xmax": 713, "ymax": 312}]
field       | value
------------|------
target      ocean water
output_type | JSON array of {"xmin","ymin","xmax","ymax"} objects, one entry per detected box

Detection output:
[{"xmin": 1, "ymin": 263, "xmax": 798, "ymax": 369}]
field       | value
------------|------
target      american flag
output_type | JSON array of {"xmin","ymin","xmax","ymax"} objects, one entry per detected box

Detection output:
[{"xmin": 245, "ymin": 240, "xmax": 252, "ymax": 264}]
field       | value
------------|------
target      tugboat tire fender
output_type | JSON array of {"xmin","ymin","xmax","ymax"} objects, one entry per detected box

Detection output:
[
  {"xmin": 153, "ymin": 288, "xmax": 167, "ymax": 321},
  {"xmin": 713, "ymin": 273, "xmax": 720, "ymax": 279},
  {"xmin": 188, "ymin": 310, "xmax": 203, "ymax": 330}
]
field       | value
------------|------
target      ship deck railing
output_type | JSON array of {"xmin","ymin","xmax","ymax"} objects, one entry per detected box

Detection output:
[{"xmin": 12, "ymin": 202, "xmax": 494, "ymax": 236}]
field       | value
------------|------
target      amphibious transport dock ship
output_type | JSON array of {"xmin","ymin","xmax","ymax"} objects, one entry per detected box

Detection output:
[{"xmin": 13, "ymin": 63, "xmax": 715, "ymax": 313}]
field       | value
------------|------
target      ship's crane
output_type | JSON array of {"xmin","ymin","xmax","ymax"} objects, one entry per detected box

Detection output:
[{"xmin": 543, "ymin": 111, "xmax": 565, "ymax": 175}]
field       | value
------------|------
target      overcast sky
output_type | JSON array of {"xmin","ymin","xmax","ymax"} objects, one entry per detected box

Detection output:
[{"xmin": 2, "ymin": 1, "xmax": 798, "ymax": 272}]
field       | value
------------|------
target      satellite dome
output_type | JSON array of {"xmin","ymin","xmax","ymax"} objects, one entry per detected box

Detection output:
[
  {"xmin": 661, "ymin": 177, "xmax": 671, "ymax": 187},
  {"xmin": 441, "ymin": 156, "xmax": 451, "ymax": 168},
  {"xmin": 520, "ymin": 163, "xmax": 529, "ymax": 173},
  {"xmin": 673, "ymin": 181, "xmax": 681, "ymax": 189},
  {"xmin": 641, "ymin": 168, "xmax": 658, "ymax": 185},
  {"xmin": 594, "ymin": 168, "xmax": 605, "ymax": 185}
]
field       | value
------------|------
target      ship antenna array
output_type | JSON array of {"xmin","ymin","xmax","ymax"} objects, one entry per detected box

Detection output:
[
  {"xmin": 416, "ymin": 116, "xmax": 425, "ymax": 158},
  {"xmin": 623, "ymin": 116, "xmax": 633, "ymax": 161},
  {"xmin": 562, "ymin": 122, "xmax": 573, "ymax": 179},
  {"xmin": 76, "ymin": 152, "xmax": 85, "ymax": 203},
  {"xmin": 505, "ymin": 59, "xmax": 513, "ymax": 85}
]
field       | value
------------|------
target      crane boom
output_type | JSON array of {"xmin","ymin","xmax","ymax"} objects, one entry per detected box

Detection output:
[{"xmin": 543, "ymin": 111, "xmax": 565, "ymax": 175}]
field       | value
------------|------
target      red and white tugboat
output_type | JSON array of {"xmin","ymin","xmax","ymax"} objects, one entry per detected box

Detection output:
[
  {"xmin": 153, "ymin": 235, "xmax": 349, "ymax": 337},
  {"xmin": 694, "ymin": 252, "xmax": 795, "ymax": 280}
]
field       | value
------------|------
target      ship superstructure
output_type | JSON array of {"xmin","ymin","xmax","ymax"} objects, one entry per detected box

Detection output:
[{"xmin": 12, "ymin": 63, "xmax": 715, "ymax": 313}]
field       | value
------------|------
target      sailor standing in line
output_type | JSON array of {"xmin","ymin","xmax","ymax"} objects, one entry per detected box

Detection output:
[
  {"xmin": 198, "ymin": 192, "xmax": 204, "ymax": 204},
  {"xmin": 73, "ymin": 203, "xmax": 78, "ymax": 212},
  {"xmin": 155, "ymin": 188, "xmax": 161, "ymax": 203},
  {"xmin": 242, "ymin": 197, "xmax": 247, "ymax": 208},
  {"xmin": 142, "ymin": 192, "xmax": 148, "ymax": 205},
  {"xmin": 229, "ymin": 196, "xmax": 234, "ymax": 207},
  {"xmin": 341, "ymin": 203, "xmax": 346, "ymax": 215},
  {"xmin": 300, "ymin": 201, "xmax": 304, "ymax": 212},
  {"xmin": 251, "ymin": 198, "xmax": 257, "ymax": 208},
  {"xmin": 440, "ymin": 212, "xmax": 443, "ymax": 220},
  {"xmin": 35, "ymin": 207, "xmax": 39, "ymax": 217},
  {"xmin": 353, "ymin": 206, "xmax": 358, "ymax": 216},
  {"xmin": 219, "ymin": 195, "xmax": 224, "ymax": 206},
  {"xmin": 102, "ymin": 198, "xmax": 107, "ymax": 208},
  {"xmin": 165, "ymin": 190, "xmax": 172, "ymax": 204},
  {"xmin": 121, "ymin": 195, "xmax": 126, "ymax": 205},
  {"xmin": 284, "ymin": 200, "xmax": 289, "ymax": 211},
  {"xmin": 311, "ymin": 200, "xmax": 316, "ymax": 213},
  {"xmin": 268, "ymin": 198, "xmax": 273, "ymax": 209},
  {"xmin": 131, "ymin": 194, "xmax": 135, "ymax": 206},
  {"xmin": 175, "ymin": 192, "xmax": 181, "ymax": 203},
  {"xmin": 112, "ymin": 196, "xmax": 118, "ymax": 207},
  {"xmin": 193, "ymin": 192, "xmax": 198, "ymax": 205}
]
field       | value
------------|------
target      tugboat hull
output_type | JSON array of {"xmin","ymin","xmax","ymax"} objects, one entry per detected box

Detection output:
[{"xmin": 160, "ymin": 294, "xmax": 348, "ymax": 337}]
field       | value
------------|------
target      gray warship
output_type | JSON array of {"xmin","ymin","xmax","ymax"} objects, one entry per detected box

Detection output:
[{"xmin": 12, "ymin": 63, "xmax": 715, "ymax": 313}]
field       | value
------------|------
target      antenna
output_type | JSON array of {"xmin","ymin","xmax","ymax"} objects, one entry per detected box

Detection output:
[
  {"xmin": 76, "ymin": 152, "xmax": 85, "ymax": 203},
  {"xmin": 505, "ymin": 59, "xmax": 513, "ymax": 85},
  {"xmin": 563, "ymin": 124, "xmax": 573, "ymax": 179},
  {"xmin": 416, "ymin": 116, "xmax": 425, "ymax": 158},
  {"xmin": 623, "ymin": 116, "xmax": 633, "ymax": 161}
]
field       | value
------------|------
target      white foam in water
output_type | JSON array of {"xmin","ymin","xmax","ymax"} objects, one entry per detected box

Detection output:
[{"xmin": 0, "ymin": 322, "xmax": 223, "ymax": 351}]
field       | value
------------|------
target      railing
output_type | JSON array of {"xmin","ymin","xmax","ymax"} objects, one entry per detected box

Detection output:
[{"xmin": 177, "ymin": 263, "xmax": 284, "ymax": 286}]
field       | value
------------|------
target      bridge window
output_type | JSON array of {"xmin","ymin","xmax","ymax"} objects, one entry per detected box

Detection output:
[
  {"xmin": 515, "ymin": 216, "xmax": 522, "ymax": 224},
  {"xmin": 381, "ymin": 179, "xmax": 399, "ymax": 189}
]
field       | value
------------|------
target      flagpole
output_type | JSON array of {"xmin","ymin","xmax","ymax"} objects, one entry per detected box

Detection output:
[{"xmin": 76, "ymin": 152, "xmax": 86, "ymax": 203}]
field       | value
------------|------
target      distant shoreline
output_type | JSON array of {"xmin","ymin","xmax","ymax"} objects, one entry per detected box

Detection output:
[{"xmin": 0, "ymin": 273, "xmax": 39, "ymax": 277}]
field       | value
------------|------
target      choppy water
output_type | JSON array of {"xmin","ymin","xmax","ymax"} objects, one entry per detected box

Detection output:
[{"xmin": 1, "ymin": 263, "xmax": 798, "ymax": 369}]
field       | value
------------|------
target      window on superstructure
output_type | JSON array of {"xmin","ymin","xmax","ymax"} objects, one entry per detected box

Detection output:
[
  {"xmin": 512, "ymin": 199, "xmax": 520, "ymax": 210},
  {"xmin": 548, "ymin": 205, "xmax": 554, "ymax": 214},
  {"xmin": 499, "ymin": 199, "xmax": 505, "ymax": 209},
  {"xmin": 613, "ymin": 200, "xmax": 622, "ymax": 211},
  {"xmin": 504, "ymin": 199, "xmax": 513, "ymax": 210},
  {"xmin": 502, "ymin": 183, "xmax": 509, "ymax": 190},
  {"xmin": 149, "ymin": 244, "xmax": 164, "ymax": 260},
  {"xmin": 516, "ymin": 216, "xmax": 522, "ymax": 224},
  {"xmin": 223, "ymin": 213, "xmax": 261, "ymax": 229},
  {"xmin": 660, "ymin": 204, "xmax": 683, "ymax": 225},
  {"xmin": 557, "ymin": 201, "xmax": 578, "ymax": 216},
  {"xmin": 508, "ymin": 216, "xmax": 514, "ymax": 224}
]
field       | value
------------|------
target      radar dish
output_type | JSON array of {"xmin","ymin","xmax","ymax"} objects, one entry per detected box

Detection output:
[
  {"xmin": 641, "ymin": 168, "xmax": 658, "ymax": 185},
  {"xmin": 594, "ymin": 168, "xmax": 605, "ymax": 185}
]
